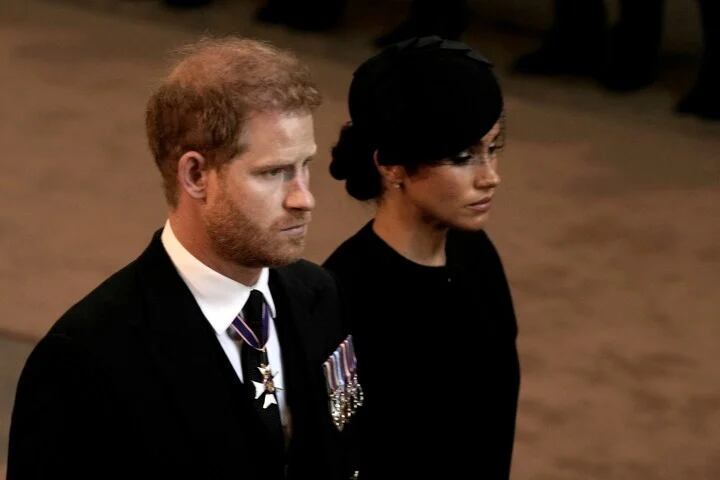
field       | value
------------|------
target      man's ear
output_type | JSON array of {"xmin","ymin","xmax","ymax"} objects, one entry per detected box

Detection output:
[
  {"xmin": 373, "ymin": 151, "xmax": 406, "ymax": 190},
  {"xmin": 177, "ymin": 151, "xmax": 209, "ymax": 200}
]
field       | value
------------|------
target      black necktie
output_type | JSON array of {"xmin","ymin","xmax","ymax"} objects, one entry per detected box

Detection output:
[{"xmin": 238, "ymin": 290, "xmax": 285, "ymax": 455}]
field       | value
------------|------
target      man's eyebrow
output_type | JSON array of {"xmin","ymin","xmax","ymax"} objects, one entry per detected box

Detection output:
[
  {"xmin": 254, "ymin": 159, "xmax": 294, "ymax": 170},
  {"xmin": 256, "ymin": 155, "xmax": 315, "ymax": 169}
]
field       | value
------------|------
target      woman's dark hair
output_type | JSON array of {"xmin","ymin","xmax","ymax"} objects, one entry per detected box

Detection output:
[
  {"xmin": 330, "ymin": 36, "xmax": 504, "ymax": 201},
  {"xmin": 330, "ymin": 123, "xmax": 382, "ymax": 200}
]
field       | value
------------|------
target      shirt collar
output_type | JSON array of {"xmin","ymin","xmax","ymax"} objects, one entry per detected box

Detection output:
[{"xmin": 160, "ymin": 220, "xmax": 277, "ymax": 335}]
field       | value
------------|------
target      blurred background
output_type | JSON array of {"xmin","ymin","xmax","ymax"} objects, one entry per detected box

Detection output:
[{"xmin": 1, "ymin": 0, "xmax": 719, "ymax": 478}]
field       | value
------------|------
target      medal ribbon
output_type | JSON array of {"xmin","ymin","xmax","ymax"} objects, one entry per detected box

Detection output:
[{"xmin": 230, "ymin": 301, "xmax": 269, "ymax": 350}]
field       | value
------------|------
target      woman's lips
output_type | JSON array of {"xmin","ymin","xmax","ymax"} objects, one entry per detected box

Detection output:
[{"xmin": 467, "ymin": 197, "xmax": 492, "ymax": 212}]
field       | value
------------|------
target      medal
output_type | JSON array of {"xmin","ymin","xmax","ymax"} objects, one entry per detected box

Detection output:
[
  {"xmin": 323, "ymin": 335, "xmax": 363, "ymax": 430},
  {"xmin": 253, "ymin": 362, "xmax": 281, "ymax": 409}
]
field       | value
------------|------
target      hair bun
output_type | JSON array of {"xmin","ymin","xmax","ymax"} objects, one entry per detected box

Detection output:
[{"xmin": 330, "ymin": 123, "xmax": 381, "ymax": 201}]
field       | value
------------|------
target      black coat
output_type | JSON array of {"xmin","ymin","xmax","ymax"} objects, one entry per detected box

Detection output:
[
  {"xmin": 324, "ymin": 223, "xmax": 520, "ymax": 479},
  {"xmin": 8, "ymin": 231, "xmax": 353, "ymax": 480}
]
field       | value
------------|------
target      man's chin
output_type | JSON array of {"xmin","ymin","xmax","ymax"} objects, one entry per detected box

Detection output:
[
  {"xmin": 250, "ymin": 242, "xmax": 306, "ymax": 268},
  {"xmin": 272, "ymin": 245, "xmax": 306, "ymax": 266}
]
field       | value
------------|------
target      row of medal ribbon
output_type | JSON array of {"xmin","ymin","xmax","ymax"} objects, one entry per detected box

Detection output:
[{"xmin": 323, "ymin": 335, "xmax": 363, "ymax": 431}]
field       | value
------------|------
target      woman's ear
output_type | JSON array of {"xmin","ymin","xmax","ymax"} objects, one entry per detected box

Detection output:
[
  {"xmin": 374, "ymin": 151, "xmax": 406, "ymax": 190},
  {"xmin": 177, "ymin": 151, "xmax": 209, "ymax": 200}
]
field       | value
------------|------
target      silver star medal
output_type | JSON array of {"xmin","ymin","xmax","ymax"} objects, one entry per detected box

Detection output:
[{"xmin": 253, "ymin": 363, "xmax": 281, "ymax": 409}]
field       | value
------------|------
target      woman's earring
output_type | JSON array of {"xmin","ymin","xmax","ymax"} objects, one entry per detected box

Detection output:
[{"xmin": 393, "ymin": 182, "xmax": 402, "ymax": 190}]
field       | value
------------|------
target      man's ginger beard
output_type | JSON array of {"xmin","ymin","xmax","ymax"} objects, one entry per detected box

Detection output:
[{"xmin": 203, "ymin": 174, "xmax": 309, "ymax": 269}]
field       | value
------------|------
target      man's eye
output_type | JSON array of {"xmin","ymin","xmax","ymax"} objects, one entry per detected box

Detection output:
[{"xmin": 265, "ymin": 168, "xmax": 284, "ymax": 177}]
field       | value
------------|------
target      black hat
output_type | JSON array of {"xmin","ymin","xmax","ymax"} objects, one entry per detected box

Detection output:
[{"xmin": 348, "ymin": 36, "xmax": 503, "ymax": 167}]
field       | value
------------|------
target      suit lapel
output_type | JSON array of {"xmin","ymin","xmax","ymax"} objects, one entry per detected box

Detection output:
[
  {"xmin": 130, "ymin": 234, "xmax": 342, "ymax": 479},
  {"xmin": 269, "ymin": 268, "xmax": 318, "ymax": 428},
  {"xmin": 270, "ymin": 267, "xmax": 346, "ymax": 478},
  {"xmin": 133, "ymin": 232, "xmax": 267, "ymax": 479}
]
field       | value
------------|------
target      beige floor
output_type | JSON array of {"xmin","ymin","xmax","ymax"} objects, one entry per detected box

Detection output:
[{"xmin": 1, "ymin": 0, "xmax": 719, "ymax": 478}]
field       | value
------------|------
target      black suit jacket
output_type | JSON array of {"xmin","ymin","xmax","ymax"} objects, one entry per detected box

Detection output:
[{"xmin": 8, "ymin": 231, "xmax": 352, "ymax": 480}]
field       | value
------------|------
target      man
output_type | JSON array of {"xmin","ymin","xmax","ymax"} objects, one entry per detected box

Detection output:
[{"xmin": 8, "ymin": 38, "xmax": 355, "ymax": 480}]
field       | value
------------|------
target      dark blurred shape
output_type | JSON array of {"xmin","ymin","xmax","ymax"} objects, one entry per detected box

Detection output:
[
  {"xmin": 676, "ymin": 0, "xmax": 719, "ymax": 120},
  {"xmin": 374, "ymin": 0, "xmax": 469, "ymax": 47},
  {"xmin": 163, "ymin": 0, "xmax": 212, "ymax": 7},
  {"xmin": 513, "ymin": 0, "xmax": 606, "ymax": 76},
  {"xmin": 599, "ymin": 0, "xmax": 664, "ymax": 91},
  {"xmin": 513, "ymin": 0, "xmax": 663, "ymax": 87},
  {"xmin": 514, "ymin": 0, "xmax": 719, "ymax": 120},
  {"xmin": 255, "ymin": 0, "xmax": 346, "ymax": 31}
]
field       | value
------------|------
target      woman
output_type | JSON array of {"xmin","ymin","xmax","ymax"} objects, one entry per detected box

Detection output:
[{"xmin": 323, "ymin": 37, "xmax": 520, "ymax": 478}]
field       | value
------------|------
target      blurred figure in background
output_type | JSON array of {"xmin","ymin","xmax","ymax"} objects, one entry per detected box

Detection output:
[
  {"xmin": 514, "ymin": 0, "xmax": 719, "ymax": 119},
  {"xmin": 676, "ymin": 0, "xmax": 719, "ymax": 119},
  {"xmin": 374, "ymin": 0, "xmax": 470, "ymax": 47},
  {"xmin": 514, "ymin": 0, "xmax": 663, "ymax": 89},
  {"xmin": 163, "ymin": 0, "xmax": 212, "ymax": 7},
  {"xmin": 255, "ymin": 0, "xmax": 346, "ymax": 31},
  {"xmin": 252, "ymin": 0, "xmax": 470, "ymax": 41}
]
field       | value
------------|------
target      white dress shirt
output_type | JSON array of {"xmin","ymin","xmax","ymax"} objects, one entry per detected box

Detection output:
[{"xmin": 160, "ymin": 220, "xmax": 289, "ymax": 429}]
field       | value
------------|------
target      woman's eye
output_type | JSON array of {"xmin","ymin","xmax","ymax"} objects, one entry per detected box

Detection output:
[
  {"xmin": 451, "ymin": 154, "xmax": 473, "ymax": 164},
  {"xmin": 488, "ymin": 143, "xmax": 504, "ymax": 155}
]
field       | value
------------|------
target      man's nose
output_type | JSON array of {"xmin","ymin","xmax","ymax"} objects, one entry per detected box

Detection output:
[{"xmin": 285, "ymin": 176, "xmax": 315, "ymax": 211}]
